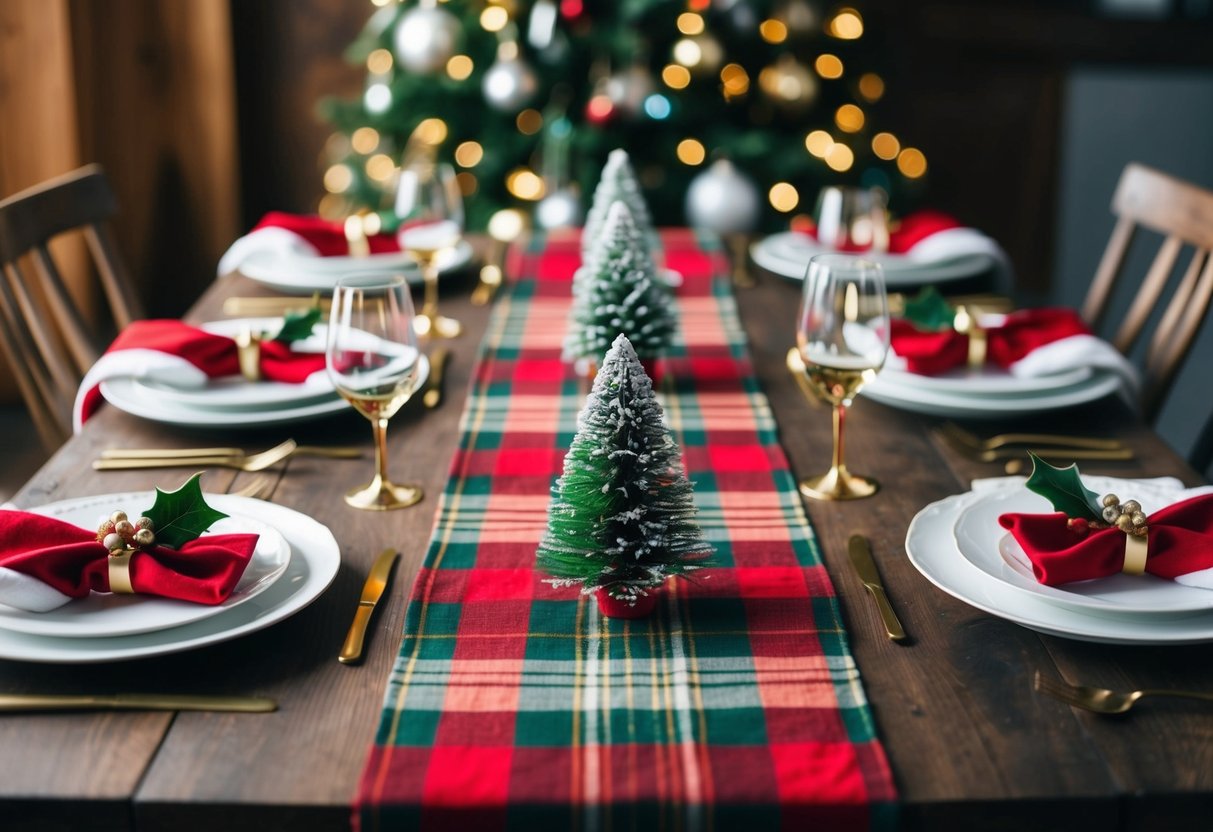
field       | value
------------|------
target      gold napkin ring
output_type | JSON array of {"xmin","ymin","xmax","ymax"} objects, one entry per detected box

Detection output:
[
  {"xmin": 953, "ymin": 305, "xmax": 987, "ymax": 370},
  {"xmin": 108, "ymin": 549, "xmax": 135, "ymax": 594},
  {"xmin": 235, "ymin": 328, "xmax": 262, "ymax": 381},
  {"xmin": 1122, "ymin": 533, "xmax": 1148, "ymax": 576}
]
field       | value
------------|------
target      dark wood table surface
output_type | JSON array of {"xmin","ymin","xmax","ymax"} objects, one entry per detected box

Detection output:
[{"xmin": 3, "ymin": 249, "xmax": 1209, "ymax": 832}]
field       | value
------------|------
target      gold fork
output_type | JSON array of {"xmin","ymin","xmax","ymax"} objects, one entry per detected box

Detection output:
[
  {"xmin": 100, "ymin": 445, "xmax": 361, "ymax": 460},
  {"xmin": 940, "ymin": 441, "xmax": 1135, "ymax": 464},
  {"xmin": 232, "ymin": 475, "xmax": 274, "ymax": 500},
  {"xmin": 1034, "ymin": 671, "xmax": 1213, "ymax": 714},
  {"xmin": 940, "ymin": 421, "xmax": 1124, "ymax": 452},
  {"xmin": 93, "ymin": 439, "xmax": 298, "ymax": 472}
]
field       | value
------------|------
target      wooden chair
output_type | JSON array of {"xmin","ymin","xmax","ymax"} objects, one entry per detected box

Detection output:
[
  {"xmin": 1080, "ymin": 162, "xmax": 1213, "ymax": 427},
  {"xmin": 0, "ymin": 164, "xmax": 143, "ymax": 450}
]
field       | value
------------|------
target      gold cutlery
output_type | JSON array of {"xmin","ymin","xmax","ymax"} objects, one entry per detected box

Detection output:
[
  {"xmin": 0, "ymin": 693, "xmax": 276, "ymax": 713},
  {"xmin": 93, "ymin": 439, "xmax": 299, "ymax": 473},
  {"xmin": 101, "ymin": 444, "xmax": 362, "ymax": 460},
  {"xmin": 939, "ymin": 421, "xmax": 1124, "ymax": 452},
  {"xmin": 846, "ymin": 534, "xmax": 907, "ymax": 642},
  {"xmin": 232, "ymin": 476, "xmax": 274, "ymax": 500},
  {"xmin": 943, "ymin": 444, "xmax": 1135, "ymax": 464},
  {"xmin": 887, "ymin": 292, "xmax": 1015, "ymax": 316},
  {"xmin": 223, "ymin": 296, "xmax": 332, "ymax": 317},
  {"xmin": 784, "ymin": 347, "xmax": 822, "ymax": 409},
  {"xmin": 339, "ymin": 547, "xmax": 400, "ymax": 665},
  {"xmin": 1034, "ymin": 671, "xmax": 1213, "ymax": 715},
  {"xmin": 424, "ymin": 348, "xmax": 450, "ymax": 409}
]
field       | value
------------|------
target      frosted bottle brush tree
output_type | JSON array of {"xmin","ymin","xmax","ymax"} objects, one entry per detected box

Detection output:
[
  {"xmin": 581, "ymin": 149, "xmax": 654, "ymax": 260},
  {"xmin": 564, "ymin": 200, "xmax": 675, "ymax": 365},
  {"xmin": 538, "ymin": 334, "xmax": 712, "ymax": 609}
]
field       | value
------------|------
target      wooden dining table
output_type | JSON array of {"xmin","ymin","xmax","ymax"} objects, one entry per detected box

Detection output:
[{"xmin": 2, "ymin": 242, "xmax": 1210, "ymax": 832}]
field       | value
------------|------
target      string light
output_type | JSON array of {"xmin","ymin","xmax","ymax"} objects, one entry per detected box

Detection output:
[
  {"xmin": 663, "ymin": 65, "xmax": 691, "ymax": 90},
  {"xmin": 364, "ymin": 82, "xmax": 392, "ymax": 114},
  {"xmin": 769, "ymin": 182, "xmax": 799, "ymax": 212},
  {"xmin": 673, "ymin": 38, "xmax": 702, "ymax": 67},
  {"xmin": 488, "ymin": 208, "xmax": 526, "ymax": 241},
  {"xmin": 586, "ymin": 94, "xmax": 614, "ymax": 121},
  {"xmin": 828, "ymin": 8, "xmax": 864, "ymax": 39},
  {"xmin": 365, "ymin": 154, "xmax": 396, "ymax": 182},
  {"xmin": 835, "ymin": 104, "xmax": 864, "ymax": 133},
  {"xmin": 644, "ymin": 94, "xmax": 672, "ymax": 119},
  {"xmin": 871, "ymin": 132, "xmax": 900, "ymax": 160},
  {"xmin": 825, "ymin": 143, "xmax": 854, "ymax": 172},
  {"xmin": 858, "ymin": 73, "xmax": 884, "ymax": 102},
  {"xmin": 366, "ymin": 49, "xmax": 393, "ymax": 75},
  {"xmin": 456, "ymin": 171, "xmax": 478, "ymax": 196},
  {"xmin": 414, "ymin": 118, "xmax": 448, "ymax": 145},
  {"xmin": 815, "ymin": 54, "xmax": 843, "ymax": 80},
  {"xmin": 897, "ymin": 147, "xmax": 927, "ymax": 178},
  {"xmin": 676, "ymin": 138, "xmax": 706, "ymax": 165},
  {"xmin": 480, "ymin": 6, "xmax": 509, "ymax": 31},
  {"xmin": 318, "ymin": 194, "xmax": 347, "ymax": 219},
  {"xmin": 323, "ymin": 164, "xmax": 353, "ymax": 193},
  {"xmin": 677, "ymin": 12, "xmax": 704, "ymax": 34},
  {"xmin": 506, "ymin": 168, "xmax": 544, "ymax": 200},
  {"xmin": 759, "ymin": 19, "xmax": 788, "ymax": 43},
  {"xmin": 351, "ymin": 127, "xmax": 380, "ymax": 154},
  {"xmin": 447, "ymin": 55, "xmax": 474, "ymax": 80},
  {"xmin": 720, "ymin": 63, "xmax": 749, "ymax": 98},
  {"xmin": 516, "ymin": 108, "xmax": 543, "ymax": 134},
  {"xmin": 454, "ymin": 141, "xmax": 484, "ymax": 167},
  {"xmin": 805, "ymin": 130, "xmax": 833, "ymax": 157}
]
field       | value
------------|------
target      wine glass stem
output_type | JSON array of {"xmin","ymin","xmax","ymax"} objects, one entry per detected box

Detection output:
[
  {"xmin": 422, "ymin": 261, "xmax": 439, "ymax": 318},
  {"xmin": 372, "ymin": 416, "xmax": 391, "ymax": 483},
  {"xmin": 831, "ymin": 403, "xmax": 848, "ymax": 472}
]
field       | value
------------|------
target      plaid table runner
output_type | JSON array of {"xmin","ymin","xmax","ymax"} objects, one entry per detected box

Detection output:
[{"xmin": 355, "ymin": 229, "xmax": 896, "ymax": 830}]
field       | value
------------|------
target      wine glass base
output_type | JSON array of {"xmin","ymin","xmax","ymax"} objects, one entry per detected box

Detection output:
[
  {"xmin": 344, "ymin": 479, "xmax": 424, "ymax": 511},
  {"xmin": 798, "ymin": 467, "xmax": 879, "ymax": 501},
  {"xmin": 414, "ymin": 312, "xmax": 462, "ymax": 339}
]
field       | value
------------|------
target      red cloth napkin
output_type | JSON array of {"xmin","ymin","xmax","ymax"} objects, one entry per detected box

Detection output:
[
  {"xmin": 891, "ymin": 307, "xmax": 1091, "ymax": 376},
  {"xmin": 0, "ymin": 510, "xmax": 258, "ymax": 608},
  {"xmin": 75, "ymin": 319, "xmax": 328, "ymax": 428},
  {"xmin": 796, "ymin": 209, "xmax": 962, "ymax": 253},
  {"xmin": 253, "ymin": 212, "xmax": 399, "ymax": 256},
  {"xmin": 999, "ymin": 494, "xmax": 1213, "ymax": 586}
]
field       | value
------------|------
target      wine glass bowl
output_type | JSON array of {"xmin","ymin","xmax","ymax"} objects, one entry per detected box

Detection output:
[
  {"xmin": 813, "ymin": 186, "xmax": 889, "ymax": 253},
  {"xmin": 795, "ymin": 254, "xmax": 890, "ymax": 501},
  {"xmin": 326, "ymin": 273, "xmax": 424, "ymax": 510},
  {"xmin": 395, "ymin": 161, "xmax": 464, "ymax": 339}
]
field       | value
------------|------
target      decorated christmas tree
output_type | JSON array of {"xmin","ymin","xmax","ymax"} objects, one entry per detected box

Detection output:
[
  {"xmin": 317, "ymin": 1, "xmax": 925, "ymax": 232},
  {"xmin": 581, "ymin": 148, "xmax": 654, "ymax": 257},
  {"xmin": 563, "ymin": 200, "xmax": 675, "ymax": 364},
  {"xmin": 538, "ymin": 334, "xmax": 712, "ymax": 612}
]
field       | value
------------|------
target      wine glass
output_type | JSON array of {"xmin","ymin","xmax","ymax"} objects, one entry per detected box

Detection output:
[
  {"xmin": 813, "ymin": 186, "xmax": 889, "ymax": 253},
  {"xmin": 326, "ymin": 273, "xmax": 425, "ymax": 510},
  {"xmin": 795, "ymin": 254, "xmax": 890, "ymax": 501},
  {"xmin": 395, "ymin": 160, "xmax": 464, "ymax": 339}
]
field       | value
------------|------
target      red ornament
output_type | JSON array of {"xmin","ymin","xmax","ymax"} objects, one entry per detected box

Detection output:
[{"xmin": 597, "ymin": 590, "xmax": 659, "ymax": 619}]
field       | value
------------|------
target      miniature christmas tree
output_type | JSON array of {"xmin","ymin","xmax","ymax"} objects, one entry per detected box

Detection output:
[
  {"xmin": 581, "ymin": 149, "xmax": 654, "ymax": 259},
  {"xmin": 563, "ymin": 200, "xmax": 675, "ymax": 364},
  {"xmin": 538, "ymin": 334, "xmax": 712, "ymax": 614}
]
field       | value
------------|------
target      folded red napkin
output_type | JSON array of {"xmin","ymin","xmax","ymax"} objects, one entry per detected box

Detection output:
[
  {"xmin": 0, "ymin": 510, "xmax": 258, "ymax": 612},
  {"xmin": 890, "ymin": 307, "xmax": 1091, "ymax": 376},
  {"xmin": 74, "ymin": 319, "xmax": 328, "ymax": 431},
  {"xmin": 796, "ymin": 209, "xmax": 962, "ymax": 253},
  {"xmin": 999, "ymin": 494, "xmax": 1213, "ymax": 587},
  {"xmin": 250, "ymin": 211, "xmax": 400, "ymax": 257}
]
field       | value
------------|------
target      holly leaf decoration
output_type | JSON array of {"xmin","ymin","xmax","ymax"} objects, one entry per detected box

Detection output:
[
  {"xmin": 140, "ymin": 473, "xmax": 229, "ymax": 549},
  {"xmin": 1024, "ymin": 452, "xmax": 1103, "ymax": 521},
  {"xmin": 271, "ymin": 297, "xmax": 323, "ymax": 344},
  {"xmin": 902, "ymin": 286, "xmax": 956, "ymax": 331}
]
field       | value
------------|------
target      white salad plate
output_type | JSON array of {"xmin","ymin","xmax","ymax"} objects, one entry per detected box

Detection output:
[
  {"xmin": 0, "ymin": 494, "xmax": 339, "ymax": 663},
  {"xmin": 876, "ymin": 365, "xmax": 1094, "ymax": 397},
  {"xmin": 240, "ymin": 239, "xmax": 473, "ymax": 295},
  {"xmin": 750, "ymin": 232, "xmax": 996, "ymax": 286},
  {"xmin": 0, "ymin": 494, "xmax": 291, "ymax": 638},
  {"xmin": 861, "ymin": 369, "xmax": 1122, "ymax": 418},
  {"xmin": 906, "ymin": 478, "xmax": 1213, "ymax": 644}
]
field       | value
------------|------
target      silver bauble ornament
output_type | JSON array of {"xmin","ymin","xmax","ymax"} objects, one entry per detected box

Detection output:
[
  {"xmin": 536, "ymin": 187, "xmax": 584, "ymax": 229},
  {"xmin": 483, "ymin": 50, "xmax": 539, "ymax": 113},
  {"xmin": 393, "ymin": 3, "xmax": 462, "ymax": 74},
  {"xmin": 685, "ymin": 159, "xmax": 761, "ymax": 234}
]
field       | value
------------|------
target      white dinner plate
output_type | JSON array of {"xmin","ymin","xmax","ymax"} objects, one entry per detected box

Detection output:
[
  {"xmin": 0, "ymin": 494, "xmax": 339, "ymax": 663},
  {"xmin": 131, "ymin": 318, "xmax": 335, "ymax": 411},
  {"xmin": 906, "ymin": 483, "xmax": 1213, "ymax": 644},
  {"xmin": 861, "ymin": 369, "xmax": 1122, "ymax": 418},
  {"xmin": 953, "ymin": 478, "xmax": 1213, "ymax": 617},
  {"xmin": 240, "ymin": 239, "xmax": 473, "ymax": 295},
  {"xmin": 750, "ymin": 233, "xmax": 996, "ymax": 286},
  {"xmin": 102, "ymin": 354, "xmax": 428, "ymax": 428},
  {"xmin": 877, "ymin": 365, "xmax": 1093, "ymax": 397},
  {"xmin": 0, "ymin": 494, "xmax": 291, "ymax": 638}
]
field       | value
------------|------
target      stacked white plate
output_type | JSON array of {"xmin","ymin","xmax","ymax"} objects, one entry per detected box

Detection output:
[
  {"xmin": 240, "ymin": 240, "xmax": 474, "ymax": 295},
  {"xmin": 860, "ymin": 364, "xmax": 1123, "ymax": 418},
  {"xmin": 98, "ymin": 318, "xmax": 429, "ymax": 428},
  {"xmin": 906, "ymin": 476, "xmax": 1213, "ymax": 644},
  {"xmin": 750, "ymin": 231, "xmax": 999, "ymax": 287},
  {"xmin": 0, "ymin": 491, "xmax": 340, "ymax": 662}
]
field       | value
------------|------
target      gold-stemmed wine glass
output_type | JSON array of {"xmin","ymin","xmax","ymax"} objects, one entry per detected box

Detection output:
[
  {"xmin": 326, "ymin": 273, "xmax": 424, "ymax": 510},
  {"xmin": 795, "ymin": 254, "xmax": 890, "ymax": 501},
  {"xmin": 395, "ymin": 160, "xmax": 464, "ymax": 339}
]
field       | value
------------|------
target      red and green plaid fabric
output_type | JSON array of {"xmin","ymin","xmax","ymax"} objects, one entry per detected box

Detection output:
[{"xmin": 355, "ymin": 229, "xmax": 897, "ymax": 830}]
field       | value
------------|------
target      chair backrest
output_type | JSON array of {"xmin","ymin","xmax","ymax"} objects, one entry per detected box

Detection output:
[
  {"xmin": 1080, "ymin": 162, "xmax": 1213, "ymax": 424},
  {"xmin": 0, "ymin": 164, "xmax": 143, "ymax": 450}
]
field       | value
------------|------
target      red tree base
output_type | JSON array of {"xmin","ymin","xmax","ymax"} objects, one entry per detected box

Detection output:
[{"xmin": 597, "ymin": 590, "xmax": 659, "ymax": 619}]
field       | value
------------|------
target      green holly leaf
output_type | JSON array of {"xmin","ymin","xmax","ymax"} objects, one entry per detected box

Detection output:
[
  {"xmin": 140, "ymin": 473, "xmax": 229, "ymax": 549},
  {"xmin": 271, "ymin": 299, "xmax": 323, "ymax": 344},
  {"xmin": 1024, "ymin": 452, "xmax": 1103, "ymax": 521},
  {"xmin": 902, "ymin": 287, "xmax": 956, "ymax": 331}
]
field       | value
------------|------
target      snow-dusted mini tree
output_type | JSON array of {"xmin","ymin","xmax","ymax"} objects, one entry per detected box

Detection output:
[
  {"xmin": 564, "ymin": 200, "xmax": 675, "ymax": 365},
  {"xmin": 581, "ymin": 149, "xmax": 654, "ymax": 260},
  {"xmin": 538, "ymin": 334, "xmax": 712, "ymax": 615}
]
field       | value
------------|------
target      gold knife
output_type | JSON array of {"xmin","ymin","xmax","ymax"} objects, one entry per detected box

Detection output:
[
  {"xmin": 847, "ymin": 534, "xmax": 907, "ymax": 642},
  {"xmin": 339, "ymin": 548, "xmax": 400, "ymax": 665},
  {"xmin": 101, "ymin": 446, "xmax": 363, "ymax": 460},
  {"xmin": 0, "ymin": 693, "xmax": 276, "ymax": 713},
  {"xmin": 223, "ymin": 297, "xmax": 333, "ymax": 317},
  {"xmin": 423, "ymin": 348, "xmax": 450, "ymax": 409}
]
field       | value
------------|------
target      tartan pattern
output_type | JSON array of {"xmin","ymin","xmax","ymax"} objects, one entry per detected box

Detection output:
[{"xmin": 355, "ymin": 229, "xmax": 897, "ymax": 831}]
